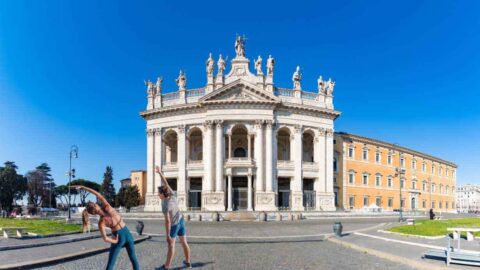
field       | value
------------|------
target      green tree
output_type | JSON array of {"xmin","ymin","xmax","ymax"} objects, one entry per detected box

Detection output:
[
  {"xmin": 70, "ymin": 179, "xmax": 101, "ymax": 206},
  {"xmin": 100, "ymin": 166, "xmax": 116, "ymax": 206},
  {"xmin": 36, "ymin": 163, "xmax": 55, "ymax": 208},
  {"xmin": 0, "ymin": 161, "xmax": 27, "ymax": 211},
  {"xmin": 26, "ymin": 169, "xmax": 47, "ymax": 208},
  {"xmin": 124, "ymin": 185, "xmax": 140, "ymax": 210},
  {"xmin": 55, "ymin": 185, "xmax": 78, "ymax": 209},
  {"xmin": 115, "ymin": 187, "xmax": 127, "ymax": 208}
]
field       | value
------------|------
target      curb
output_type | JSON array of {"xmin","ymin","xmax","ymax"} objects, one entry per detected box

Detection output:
[
  {"xmin": 378, "ymin": 229, "xmax": 445, "ymax": 240},
  {"xmin": 0, "ymin": 234, "xmax": 104, "ymax": 251},
  {"xmin": 326, "ymin": 236, "xmax": 449, "ymax": 270},
  {"xmin": 0, "ymin": 235, "xmax": 151, "ymax": 270}
]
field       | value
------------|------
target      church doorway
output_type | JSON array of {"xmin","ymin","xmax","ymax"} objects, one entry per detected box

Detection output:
[{"xmin": 232, "ymin": 177, "xmax": 249, "ymax": 210}]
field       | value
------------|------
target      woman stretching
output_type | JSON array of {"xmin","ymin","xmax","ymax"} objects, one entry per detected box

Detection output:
[
  {"xmin": 156, "ymin": 166, "xmax": 191, "ymax": 269},
  {"xmin": 73, "ymin": 185, "xmax": 140, "ymax": 270}
]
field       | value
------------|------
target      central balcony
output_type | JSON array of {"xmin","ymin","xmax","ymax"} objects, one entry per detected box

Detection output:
[{"xmin": 225, "ymin": 157, "xmax": 254, "ymax": 168}]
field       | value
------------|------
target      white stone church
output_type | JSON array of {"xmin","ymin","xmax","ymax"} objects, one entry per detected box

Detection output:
[{"xmin": 141, "ymin": 37, "xmax": 339, "ymax": 212}]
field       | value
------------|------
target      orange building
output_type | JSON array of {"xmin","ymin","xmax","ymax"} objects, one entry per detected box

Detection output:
[
  {"xmin": 334, "ymin": 132, "xmax": 457, "ymax": 213},
  {"xmin": 130, "ymin": 170, "xmax": 147, "ymax": 205}
]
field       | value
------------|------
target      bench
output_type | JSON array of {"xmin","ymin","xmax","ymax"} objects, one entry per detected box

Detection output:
[
  {"xmin": 406, "ymin": 218, "xmax": 415, "ymax": 225},
  {"xmin": 0, "ymin": 227, "xmax": 28, "ymax": 238},
  {"xmin": 447, "ymin": 227, "xmax": 480, "ymax": 242},
  {"xmin": 424, "ymin": 238, "xmax": 480, "ymax": 266}
]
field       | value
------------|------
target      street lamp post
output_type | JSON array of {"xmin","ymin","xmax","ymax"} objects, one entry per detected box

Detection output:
[
  {"xmin": 67, "ymin": 145, "xmax": 78, "ymax": 221},
  {"xmin": 393, "ymin": 143, "xmax": 405, "ymax": 222}
]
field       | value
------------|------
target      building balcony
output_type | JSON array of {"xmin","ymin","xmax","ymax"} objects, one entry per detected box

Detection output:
[
  {"xmin": 162, "ymin": 162, "xmax": 178, "ymax": 172},
  {"xmin": 225, "ymin": 157, "xmax": 254, "ymax": 168},
  {"xmin": 302, "ymin": 162, "xmax": 319, "ymax": 172},
  {"xmin": 277, "ymin": 160, "xmax": 294, "ymax": 170},
  {"xmin": 187, "ymin": 160, "xmax": 203, "ymax": 170}
]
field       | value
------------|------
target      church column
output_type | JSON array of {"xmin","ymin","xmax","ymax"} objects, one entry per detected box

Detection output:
[
  {"xmin": 146, "ymin": 129, "xmax": 155, "ymax": 195},
  {"xmin": 247, "ymin": 134, "xmax": 252, "ymax": 159},
  {"xmin": 154, "ymin": 128, "xmax": 162, "ymax": 194},
  {"xmin": 315, "ymin": 128, "xmax": 326, "ymax": 210},
  {"xmin": 177, "ymin": 125, "xmax": 187, "ymax": 210},
  {"xmin": 215, "ymin": 120, "xmax": 224, "ymax": 192},
  {"xmin": 292, "ymin": 125, "xmax": 304, "ymax": 211},
  {"xmin": 265, "ymin": 120, "xmax": 273, "ymax": 192},
  {"xmin": 325, "ymin": 129, "xmax": 335, "ymax": 194},
  {"xmin": 248, "ymin": 173, "xmax": 253, "ymax": 211},
  {"xmin": 227, "ymin": 174, "xmax": 232, "ymax": 211},
  {"xmin": 203, "ymin": 121, "xmax": 214, "ymax": 192},
  {"xmin": 228, "ymin": 134, "xmax": 232, "ymax": 159},
  {"xmin": 254, "ymin": 120, "xmax": 264, "ymax": 191}
]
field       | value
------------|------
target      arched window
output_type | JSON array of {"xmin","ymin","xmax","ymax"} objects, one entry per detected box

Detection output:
[{"xmin": 277, "ymin": 128, "xmax": 291, "ymax": 161}]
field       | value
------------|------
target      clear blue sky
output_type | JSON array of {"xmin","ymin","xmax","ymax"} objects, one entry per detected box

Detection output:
[{"xmin": 0, "ymin": 0, "xmax": 479, "ymax": 190}]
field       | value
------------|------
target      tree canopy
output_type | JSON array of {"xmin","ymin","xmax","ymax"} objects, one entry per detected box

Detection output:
[
  {"xmin": 100, "ymin": 166, "xmax": 116, "ymax": 206},
  {"xmin": 70, "ymin": 179, "xmax": 101, "ymax": 206},
  {"xmin": 0, "ymin": 161, "xmax": 27, "ymax": 211}
]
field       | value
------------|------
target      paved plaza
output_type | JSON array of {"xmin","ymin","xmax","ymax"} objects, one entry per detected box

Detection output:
[{"xmin": 2, "ymin": 216, "xmax": 479, "ymax": 270}]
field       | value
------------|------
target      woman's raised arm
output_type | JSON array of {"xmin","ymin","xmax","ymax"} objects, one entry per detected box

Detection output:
[
  {"xmin": 155, "ymin": 166, "xmax": 173, "ymax": 194},
  {"xmin": 71, "ymin": 185, "xmax": 110, "ymax": 207}
]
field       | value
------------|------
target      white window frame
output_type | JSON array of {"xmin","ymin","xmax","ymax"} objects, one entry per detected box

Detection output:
[
  {"xmin": 348, "ymin": 146, "xmax": 354, "ymax": 159},
  {"xmin": 375, "ymin": 174, "xmax": 381, "ymax": 187},
  {"xmin": 422, "ymin": 162, "xmax": 426, "ymax": 172},
  {"xmin": 375, "ymin": 152, "xmax": 381, "ymax": 163},
  {"xmin": 387, "ymin": 176, "xmax": 393, "ymax": 188},
  {"xmin": 362, "ymin": 149, "xmax": 369, "ymax": 161},
  {"xmin": 348, "ymin": 171, "xmax": 355, "ymax": 184},
  {"xmin": 362, "ymin": 174, "xmax": 369, "ymax": 185},
  {"xmin": 387, "ymin": 154, "xmax": 392, "ymax": 166}
]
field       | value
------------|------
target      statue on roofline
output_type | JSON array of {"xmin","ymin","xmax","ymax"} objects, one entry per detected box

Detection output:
[
  {"xmin": 317, "ymin": 76, "xmax": 325, "ymax": 93},
  {"xmin": 176, "ymin": 70, "xmax": 187, "ymax": 91},
  {"xmin": 326, "ymin": 78, "xmax": 335, "ymax": 95},
  {"xmin": 155, "ymin": 76, "xmax": 163, "ymax": 94},
  {"xmin": 217, "ymin": 54, "xmax": 226, "ymax": 76},
  {"xmin": 254, "ymin": 55, "xmax": 263, "ymax": 75},
  {"xmin": 292, "ymin": 66, "xmax": 302, "ymax": 90},
  {"xmin": 206, "ymin": 53, "xmax": 214, "ymax": 76},
  {"xmin": 266, "ymin": 55, "xmax": 275, "ymax": 76},
  {"xmin": 235, "ymin": 35, "xmax": 246, "ymax": 57},
  {"xmin": 144, "ymin": 79, "xmax": 154, "ymax": 96}
]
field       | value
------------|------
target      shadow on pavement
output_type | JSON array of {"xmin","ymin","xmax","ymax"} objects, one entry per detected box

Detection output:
[
  {"xmin": 147, "ymin": 237, "xmax": 324, "ymax": 245},
  {"xmin": 154, "ymin": 261, "xmax": 214, "ymax": 269}
]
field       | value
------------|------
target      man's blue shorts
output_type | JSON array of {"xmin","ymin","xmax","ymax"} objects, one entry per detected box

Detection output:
[{"xmin": 169, "ymin": 217, "xmax": 186, "ymax": 238}]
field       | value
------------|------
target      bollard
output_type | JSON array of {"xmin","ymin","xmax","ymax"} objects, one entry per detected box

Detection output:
[
  {"xmin": 136, "ymin": 221, "xmax": 144, "ymax": 236},
  {"xmin": 333, "ymin": 222, "xmax": 343, "ymax": 237}
]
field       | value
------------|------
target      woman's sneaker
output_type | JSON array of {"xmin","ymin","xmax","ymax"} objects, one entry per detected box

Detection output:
[{"xmin": 184, "ymin": 261, "xmax": 192, "ymax": 268}]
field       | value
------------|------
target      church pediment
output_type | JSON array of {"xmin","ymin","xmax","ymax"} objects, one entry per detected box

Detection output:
[{"xmin": 199, "ymin": 79, "xmax": 280, "ymax": 105}]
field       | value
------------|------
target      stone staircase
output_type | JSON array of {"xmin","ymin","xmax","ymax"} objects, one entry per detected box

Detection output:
[{"xmin": 222, "ymin": 211, "xmax": 257, "ymax": 221}]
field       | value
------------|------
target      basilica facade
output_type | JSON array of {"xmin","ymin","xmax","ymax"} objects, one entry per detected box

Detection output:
[{"xmin": 141, "ymin": 37, "xmax": 339, "ymax": 212}]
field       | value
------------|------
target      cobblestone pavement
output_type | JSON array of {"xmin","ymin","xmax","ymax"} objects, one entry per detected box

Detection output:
[{"xmin": 37, "ymin": 235, "xmax": 416, "ymax": 270}]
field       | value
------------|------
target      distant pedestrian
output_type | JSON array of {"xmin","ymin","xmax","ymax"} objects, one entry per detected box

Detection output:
[
  {"xmin": 82, "ymin": 209, "xmax": 91, "ymax": 233},
  {"xmin": 429, "ymin": 208, "xmax": 435, "ymax": 220},
  {"xmin": 156, "ymin": 166, "xmax": 192, "ymax": 270},
  {"xmin": 73, "ymin": 185, "xmax": 140, "ymax": 270}
]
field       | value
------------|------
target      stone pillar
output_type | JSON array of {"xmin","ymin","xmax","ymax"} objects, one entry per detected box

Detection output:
[
  {"xmin": 315, "ymin": 128, "xmax": 326, "ymax": 210},
  {"xmin": 247, "ymin": 134, "xmax": 252, "ymax": 159},
  {"xmin": 291, "ymin": 125, "xmax": 304, "ymax": 211},
  {"xmin": 315, "ymin": 128, "xmax": 336, "ymax": 211},
  {"xmin": 177, "ymin": 125, "xmax": 187, "ymax": 210},
  {"xmin": 254, "ymin": 120, "xmax": 264, "ymax": 191},
  {"xmin": 228, "ymin": 134, "xmax": 232, "ymax": 159},
  {"xmin": 203, "ymin": 121, "xmax": 214, "ymax": 192},
  {"xmin": 215, "ymin": 120, "xmax": 224, "ymax": 192},
  {"xmin": 248, "ymin": 173, "xmax": 253, "ymax": 211},
  {"xmin": 227, "ymin": 174, "xmax": 232, "ymax": 211},
  {"xmin": 254, "ymin": 120, "xmax": 277, "ymax": 211},
  {"xmin": 265, "ymin": 121, "xmax": 273, "ymax": 192},
  {"xmin": 145, "ymin": 128, "xmax": 160, "ymax": 211},
  {"xmin": 154, "ymin": 128, "xmax": 162, "ymax": 194}
]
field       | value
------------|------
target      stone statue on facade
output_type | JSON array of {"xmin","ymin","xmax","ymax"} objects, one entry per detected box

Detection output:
[
  {"xmin": 317, "ymin": 76, "xmax": 325, "ymax": 93},
  {"xmin": 144, "ymin": 79, "xmax": 154, "ymax": 95},
  {"xmin": 176, "ymin": 70, "xmax": 187, "ymax": 91},
  {"xmin": 292, "ymin": 66, "xmax": 302, "ymax": 90},
  {"xmin": 155, "ymin": 76, "xmax": 163, "ymax": 94},
  {"xmin": 206, "ymin": 53, "xmax": 214, "ymax": 76},
  {"xmin": 217, "ymin": 54, "xmax": 226, "ymax": 76},
  {"xmin": 235, "ymin": 35, "xmax": 246, "ymax": 57},
  {"xmin": 266, "ymin": 55, "xmax": 275, "ymax": 76},
  {"xmin": 254, "ymin": 55, "xmax": 263, "ymax": 75},
  {"xmin": 326, "ymin": 78, "xmax": 335, "ymax": 95}
]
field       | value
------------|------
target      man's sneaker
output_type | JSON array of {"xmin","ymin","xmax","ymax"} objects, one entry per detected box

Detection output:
[
  {"xmin": 184, "ymin": 261, "xmax": 192, "ymax": 268},
  {"xmin": 160, "ymin": 264, "xmax": 170, "ymax": 270}
]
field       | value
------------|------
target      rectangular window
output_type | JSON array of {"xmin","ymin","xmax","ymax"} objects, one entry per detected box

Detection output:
[
  {"xmin": 375, "ymin": 197, "xmax": 381, "ymax": 207},
  {"xmin": 388, "ymin": 198, "xmax": 393, "ymax": 207},
  {"xmin": 387, "ymin": 155, "xmax": 392, "ymax": 165},
  {"xmin": 400, "ymin": 157, "xmax": 405, "ymax": 168},
  {"xmin": 446, "ymin": 202, "xmax": 449, "ymax": 209},
  {"xmin": 422, "ymin": 163, "xmax": 426, "ymax": 172},
  {"xmin": 401, "ymin": 199, "xmax": 405, "ymax": 208},
  {"xmin": 432, "ymin": 201, "xmax": 436, "ymax": 209},
  {"xmin": 363, "ymin": 174, "xmax": 368, "ymax": 185},
  {"xmin": 400, "ymin": 179, "xmax": 405, "ymax": 189},
  {"xmin": 412, "ymin": 181, "xmax": 417, "ymax": 190},
  {"xmin": 375, "ymin": 175, "xmax": 381, "ymax": 186},
  {"xmin": 363, "ymin": 150, "xmax": 368, "ymax": 161},
  {"xmin": 348, "ymin": 148, "xmax": 354, "ymax": 158},
  {"xmin": 439, "ymin": 201, "xmax": 443, "ymax": 209},
  {"xmin": 431, "ymin": 184, "xmax": 435, "ymax": 193},
  {"xmin": 422, "ymin": 182, "xmax": 426, "ymax": 191},
  {"xmin": 388, "ymin": 177, "xmax": 393, "ymax": 188},
  {"xmin": 333, "ymin": 177, "xmax": 337, "ymax": 183},
  {"xmin": 431, "ymin": 165, "xmax": 435, "ymax": 174},
  {"xmin": 348, "ymin": 173, "xmax": 354, "ymax": 184},
  {"xmin": 422, "ymin": 200, "xmax": 426, "ymax": 208},
  {"xmin": 363, "ymin": 196, "xmax": 369, "ymax": 207},
  {"xmin": 349, "ymin": 196, "xmax": 355, "ymax": 208},
  {"xmin": 375, "ymin": 152, "xmax": 380, "ymax": 163},
  {"xmin": 412, "ymin": 160, "xmax": 416, "ymax": 170}
]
